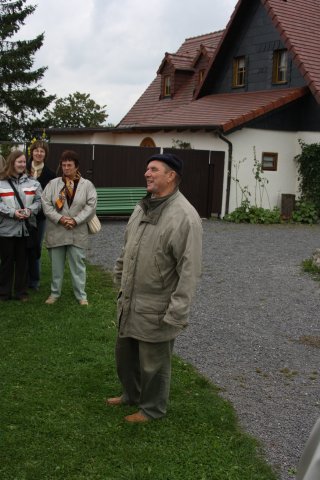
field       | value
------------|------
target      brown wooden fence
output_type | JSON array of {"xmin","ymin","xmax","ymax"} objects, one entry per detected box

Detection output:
[{"xmin": 46, "ymin": 143, "xmax": 224, "ymax": 218}]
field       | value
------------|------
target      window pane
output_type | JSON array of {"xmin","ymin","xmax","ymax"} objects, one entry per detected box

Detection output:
[
  {"xmin": 273, "ymin": 50, "xmax": 287, "ymax": 83},
  {"xmin": 165, "ymin": 76, "xmax": 171, "ymax": 96},
  {"xmin": 262, "ymin": 152, "xmax": 278, "ymax": 171},
  {"xmin": 233, "ymin": 56, "xmax": 246, "ymax": 87}
]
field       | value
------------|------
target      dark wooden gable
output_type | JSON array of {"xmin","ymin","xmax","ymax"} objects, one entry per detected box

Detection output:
[{"xmin": 199, "ymin": 0, "xmax": 306, "ymax": 97}]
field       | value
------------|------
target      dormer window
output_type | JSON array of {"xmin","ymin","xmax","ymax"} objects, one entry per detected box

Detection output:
[
  {"xmin": 163, "ymin": 75, "xmax": 171, "ymax": 97},
  {"xmin": 272, "ymin": 49, "xmax": 288, "ymax": 84},
  {"xmin": 232, "ymin": 56, "xmax": 246, "ymax": 88}
]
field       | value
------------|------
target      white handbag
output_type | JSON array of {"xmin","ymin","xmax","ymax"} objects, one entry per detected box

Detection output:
[{"xmin": 87, "ymin": 214, "xmax": 101, "ymax": 234}]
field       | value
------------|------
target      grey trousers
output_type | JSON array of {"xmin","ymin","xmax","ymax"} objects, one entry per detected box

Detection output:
[
  {"xmin": 48, "ymin": 245, "xmax": 87, "ymax": 301},
  {"xmin": 115, "ymin": 336, "xmax": 175, "ymax": 419}
]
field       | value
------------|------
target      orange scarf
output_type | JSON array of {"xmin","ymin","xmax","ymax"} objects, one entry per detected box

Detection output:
[{"xmin": 55, "ymin": 172, "xmax": 81, "ymax": 211}]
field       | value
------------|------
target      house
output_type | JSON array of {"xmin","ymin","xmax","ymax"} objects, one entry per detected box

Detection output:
[{"xmin": 49, "ymin": 0, "xmax": 320, "ymax": 217}]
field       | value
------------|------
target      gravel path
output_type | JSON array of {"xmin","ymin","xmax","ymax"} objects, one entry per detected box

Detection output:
[{"xmin": 87, "ymin": 219, "xmax": 320, "ymax": 480}]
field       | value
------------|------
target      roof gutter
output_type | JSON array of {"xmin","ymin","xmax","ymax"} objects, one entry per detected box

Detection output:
[{"xmin": 216, "ymin": 130, "xmax": 233, "ymax": 215}]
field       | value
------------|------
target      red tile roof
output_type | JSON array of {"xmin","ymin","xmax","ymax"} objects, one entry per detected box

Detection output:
[
  {"xmin": 118, "ymin": 0, "xmax": 317, "ymax": 131},
  {"xmin": 157, "ymin": 53, "xmax": 194, "ymax": 73},
  {"xmin": 193, "ymin": 45, "xmax": 216, "ymax": 67},
  {"xmin": 119, "ymin": 86, "xmax": 307, "ymax": 133},
  {"xmin": 120, "ymin": 32, "xmax": 222, "ymax": 129},
  {"xmin": 176, "ymin": 31, "xmax": 224, "ymax": 57}
]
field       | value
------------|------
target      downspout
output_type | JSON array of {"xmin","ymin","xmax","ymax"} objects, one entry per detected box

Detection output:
[{"xmin": 217, "ymin": 130, "xmax": 233, "ymax": 215}]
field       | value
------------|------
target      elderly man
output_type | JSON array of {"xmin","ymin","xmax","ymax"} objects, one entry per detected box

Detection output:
[{"xmin": 106, "ymin": 153, "xmax": 202, "ymax": 422}]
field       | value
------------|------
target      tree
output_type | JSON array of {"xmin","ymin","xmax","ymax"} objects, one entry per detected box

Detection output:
[
  {"xmin": 43, "ymin": 92, "xmax": 108, "ymax": 128},
  {"xmin": 0, "ymin": 0, "xmax": 55, "ymax": 142}
]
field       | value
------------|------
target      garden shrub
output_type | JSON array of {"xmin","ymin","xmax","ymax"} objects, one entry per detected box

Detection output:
[
  {"xmin": 224, "ymin": 200, "xmax": 281, "ymax": 224},
  {"xmin": 295, "ymin": 141, "xmax": 320, "ymax": 214}
]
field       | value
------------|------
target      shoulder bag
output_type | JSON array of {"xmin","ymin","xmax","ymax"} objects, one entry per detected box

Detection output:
[
  {"xmin": 87, "ymin": 214, "xmax": 101, "ymax": 234},
  {"xmin": 8, "ymin": 179, "xmax": 40, "ymax": 257}
]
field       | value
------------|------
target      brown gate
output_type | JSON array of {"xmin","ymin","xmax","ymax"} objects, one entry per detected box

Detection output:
[
  {"xmin": 45, "ymin": 143, "xmax": 224, "ymax": 218},
  {"xmin": 163, "ymin": 148, "xmax": 225, "ymax": 217},
  {"xmin": 93, "ymin": 145, "xmax": 159, "ymax": 187}
]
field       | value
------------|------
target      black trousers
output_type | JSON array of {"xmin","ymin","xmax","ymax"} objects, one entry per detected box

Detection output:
[{"xmin": 0, "ymin": 236, "xmax": 28, "ymax": 299}]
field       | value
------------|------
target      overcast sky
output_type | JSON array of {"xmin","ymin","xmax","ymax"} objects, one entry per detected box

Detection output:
[{"xmin": 18, "ymin": 0, "xmax": 238, "ymax": 125}]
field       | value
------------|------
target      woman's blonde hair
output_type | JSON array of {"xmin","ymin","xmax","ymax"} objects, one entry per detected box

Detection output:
[{"xmin": 0, "ymin": 150, "xmax": 26, "ymax": 180}]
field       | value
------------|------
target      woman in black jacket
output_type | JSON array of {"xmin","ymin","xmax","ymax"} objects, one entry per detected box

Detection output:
[{"xmin": 27, "ymin": 140, "xmax": 56, "ymax": 290}]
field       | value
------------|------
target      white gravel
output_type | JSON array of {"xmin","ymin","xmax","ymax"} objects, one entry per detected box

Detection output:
[{"xmin": 87, "ymin": 219, "xmax": 320, "ymax": 480}]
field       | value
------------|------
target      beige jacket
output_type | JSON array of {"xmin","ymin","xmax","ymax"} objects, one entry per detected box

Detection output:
[
  {"xmin": 114, "ymin": 190, "xmax": 203, "ymax": 342},
  {"xmin": 296, "ymin": 417, "xmax": 320, "ymax": 480},
  {"xmin": 41, "ymin": 177, "xmax": 97, "ymax": 249}
]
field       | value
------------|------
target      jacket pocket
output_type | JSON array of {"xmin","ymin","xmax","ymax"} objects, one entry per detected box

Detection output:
[
  {"xmin": 135, "ymin": 297, "xmax": 167, "ymax": 314},
  {"xmin": 134, "ymin": 297, "xmax": 168, "ymax": 331}
]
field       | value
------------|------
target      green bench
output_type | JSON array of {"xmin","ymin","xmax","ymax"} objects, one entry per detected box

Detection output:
[{"xmin": 96, "ymin": 187, "xmax": 147, "ymax": 216}]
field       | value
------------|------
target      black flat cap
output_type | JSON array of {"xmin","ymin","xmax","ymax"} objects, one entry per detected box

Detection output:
[{"xmin": 147, "ymin": 153, "xmax": 183, "ymax": 177}]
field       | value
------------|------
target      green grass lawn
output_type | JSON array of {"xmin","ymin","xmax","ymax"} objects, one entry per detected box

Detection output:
[{"xmin": 0, "ymin": 251, "xmax": 278, "ymax": 480}]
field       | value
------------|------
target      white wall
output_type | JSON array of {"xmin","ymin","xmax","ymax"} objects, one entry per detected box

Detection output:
[
  {"xmin": 50, "ymin": 132, "xmax": 117, "ymax": 144},
  {"xmin": 49, "ymin": 130, "xmax": 221, "ymax": 149},
  {"xmin": 226, "ymin": 128, "xmax": 297, "ymax": 214}
]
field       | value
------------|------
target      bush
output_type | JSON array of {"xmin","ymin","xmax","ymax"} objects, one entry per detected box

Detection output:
[
  {"xmin": 224, "ymin": 200, "xmax": 281, "ymax": 224},
  {"xmin": 291, "ymin": 199, "xmax": 318, "ymax": 224},
  {"xmin": 295, "ymin": 141, "xmax": 320, "ymax": 213}
]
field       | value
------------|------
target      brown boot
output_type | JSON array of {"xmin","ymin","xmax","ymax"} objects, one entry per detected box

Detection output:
[{"xmin": 124, "ymin": 412, "xmax": 149, "ymax": 423}]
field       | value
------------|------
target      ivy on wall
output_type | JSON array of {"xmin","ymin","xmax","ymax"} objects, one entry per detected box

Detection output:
[{"xmin": 295, "ymin": 141, "xmax": 320, "ymax": 213}]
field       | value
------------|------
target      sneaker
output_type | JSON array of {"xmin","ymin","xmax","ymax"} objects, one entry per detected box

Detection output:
[
  {"xmin": 45, "ymin": 296, "xmax": 58, "ymax": 304},
  {"xmin": 79, "ymin": 299, "xmax": 89, "ymax": 306}
]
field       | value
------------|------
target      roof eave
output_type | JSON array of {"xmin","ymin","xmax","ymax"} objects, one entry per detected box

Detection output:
[
  {"xmin": 40, "ymin": 127, "xmax": 116, "ymax": 135},
  {"xmin": 115, "ymin": 124, "xmax": 221, "ymax": 133}
]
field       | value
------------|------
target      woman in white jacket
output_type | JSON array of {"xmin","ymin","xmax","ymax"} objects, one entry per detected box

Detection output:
[
  {"xmin": 41, "ymin": 150, "xmax": 97, "ymax": 305},
  {"xmin": 0, "ymin": 150, "xmax": 42, "ymax": 301}
]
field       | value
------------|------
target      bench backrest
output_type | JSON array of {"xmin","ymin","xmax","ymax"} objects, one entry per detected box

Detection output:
[{"xmin": 96, "ymin": 187, "xmax": 147, "ymax": 215}]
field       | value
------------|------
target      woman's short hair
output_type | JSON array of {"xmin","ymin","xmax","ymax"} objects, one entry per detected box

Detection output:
[
  {"xmin": 29, "ymin": 140, "xmax": 49, "ymax": 160},
  {"xmin": 0, "ymin": 149, "xmax": 26, "ymax": 179},
  {"xmin": 57, "ymin": 150, "xmax": 80, "ymax": 176},
  {"xmin": 59, "ymin": 150, "xmax": 79, "ymax": 167}
]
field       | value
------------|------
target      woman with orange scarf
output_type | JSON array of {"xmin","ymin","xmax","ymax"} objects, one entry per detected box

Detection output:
[{"xmin": 41, "ymin": 150, "xmax": 97, "ymax": 305}]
